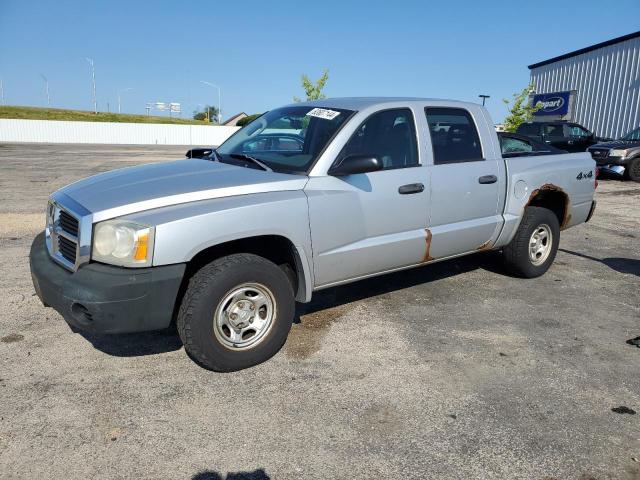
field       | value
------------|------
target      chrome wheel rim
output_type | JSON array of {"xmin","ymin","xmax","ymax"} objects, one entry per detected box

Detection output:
[
  {"xmin": 213, "ymin": 283, "xmax": 276, "ymax": 350},
  {"xmin": 529, "ymin": 224, "xmax": 552, "ymax": 266}
]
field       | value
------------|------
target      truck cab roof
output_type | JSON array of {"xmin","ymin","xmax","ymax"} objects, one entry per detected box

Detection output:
[{"xmin": 289, "ymin": 97, "xmax": 480, "ymax": 111}]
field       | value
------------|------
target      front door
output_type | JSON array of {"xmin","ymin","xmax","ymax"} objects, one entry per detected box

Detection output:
[
  {"xmin": 306, "ymin": 108, "xmax": 430, "ymax": 287},
  {"xmin": 566, "ymin": 123, "xmax": 596, "ymax": 152},
  {"xmin": 424, "ymin": 107, "xmax": 502, "ymax": 258}
]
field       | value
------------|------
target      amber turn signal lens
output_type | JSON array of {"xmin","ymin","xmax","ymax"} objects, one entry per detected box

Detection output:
[{"xmin": 133, "ymin": 232, "xmax": 149, "ymax": 261}]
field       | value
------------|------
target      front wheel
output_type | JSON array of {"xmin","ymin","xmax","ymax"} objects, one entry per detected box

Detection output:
[
  {"xmin": 177, "ymin": 253, "xmax": 295, "ymax": 372},
  {"xmin": 625, "ymin": 157, "xmax": 640, "ymax": 182},
  {"xmin": 502, "ymin": 206, "xmax": 560, "ymax": 278}
]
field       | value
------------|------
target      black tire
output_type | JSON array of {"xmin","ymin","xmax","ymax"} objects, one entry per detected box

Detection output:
[
  {"xmin": 177, "ymin": 253, "xmax": 295, "ymax": 372},
  {"xmin": 624, "ymin": 157, "xmax": 640, "ymax": 182},
  {"xmin": 502, "ymin": 206, "xmax": 560, "ymax": 278}
]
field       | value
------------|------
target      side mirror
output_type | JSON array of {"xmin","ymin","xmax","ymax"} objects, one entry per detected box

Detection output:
[
  {"xmin": 328, "ymin": 155, "xmax": 383, "ymax": 176},
  {"xmin": 186, "ymin": 148, "xmax": 213, "ymax": 159}
]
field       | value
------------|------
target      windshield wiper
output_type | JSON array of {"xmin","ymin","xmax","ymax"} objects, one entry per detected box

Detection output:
[{"xmin": 228, "ymin": 153, "xmax": 273, "ymax": 172}]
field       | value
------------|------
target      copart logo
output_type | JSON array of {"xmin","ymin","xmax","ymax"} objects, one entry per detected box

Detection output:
[
  {"xmin": 576, "ymin": 171, "xmax": 593, "ymax": 180},
  {"xmin": 536, "ymin": 97, "xmax": 565, "ymax": 113}
]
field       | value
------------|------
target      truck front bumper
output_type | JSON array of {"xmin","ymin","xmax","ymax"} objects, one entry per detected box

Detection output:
[{"xmin": 29, "ymin": 232, "xmax": 185, "ymax": 334}]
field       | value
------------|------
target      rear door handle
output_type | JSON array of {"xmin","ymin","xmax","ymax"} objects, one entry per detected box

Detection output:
[
  {"xmin": 398, "ymin": 183, "xmax": 425, "ymax": 194},
  {"xmin": 478, "ymin": 175, "xmax": 498, "ymax": 184}
]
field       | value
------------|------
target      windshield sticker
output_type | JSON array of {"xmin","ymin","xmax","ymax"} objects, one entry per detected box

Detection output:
[{"xmin": 306, "ymin": 108, "xmax": 341, "ymax": 120}]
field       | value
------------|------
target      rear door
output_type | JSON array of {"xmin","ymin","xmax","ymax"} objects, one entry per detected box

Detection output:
[
  {"xmin": 425, "ymin": 107, "xmax": 502, "ymax": 257},
  {"xmin": 541, "ymin": 123, "xmax": 569, "ymax": 150}
]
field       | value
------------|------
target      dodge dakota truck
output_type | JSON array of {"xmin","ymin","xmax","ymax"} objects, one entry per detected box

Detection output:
[{"xmin": 30, "ymin": 98, "xmax": 597, "ymax": 371}]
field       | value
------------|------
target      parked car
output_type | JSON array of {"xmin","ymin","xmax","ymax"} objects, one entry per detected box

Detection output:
[
  {"xmin": 497, "ymin": 131, "xmax": 566, "ymax": 158},
  {"xmin": 587, "ymin": 127, "xmax": 640, "ymax": 181},
  {"xmin": 516, "ymin": 121, "xmax": 598, "ymax": 153},
  {"xmin": 29, "ymin": 98, "xmax": 597, "ymax": 371}
]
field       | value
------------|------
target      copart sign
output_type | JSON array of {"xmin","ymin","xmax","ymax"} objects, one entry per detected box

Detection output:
[{"xmin": 532, "ymin": 91, "xmax": 571, "ymax": 116}]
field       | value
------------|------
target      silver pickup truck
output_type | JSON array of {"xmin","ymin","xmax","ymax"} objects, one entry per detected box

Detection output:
[{"xmin": 30, "ymin": 98, "xmax": 597, "ymax": 371}]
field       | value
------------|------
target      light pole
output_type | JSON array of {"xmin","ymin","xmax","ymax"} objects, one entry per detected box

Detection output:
[
  {"xmin": 0, "ymin": 78, "xmax": 4, "ymax": 106},
  {"xmin": 200, "ymin": 80, "xmax": 221, "ymax": 124},
  {"xmin": 479, "ymin": 94, "xmax": 490, "ymax": 106},
  {"xmin": 40, "ymin": 74, "xmax": 50, "ymax": 107},
  {"xmin": 117, "ymin": 87, "xmax": 133, "ymax": 114},
  {"xmin": 86, "ymin": 57, "xmax": 97, "ymax": 113}
]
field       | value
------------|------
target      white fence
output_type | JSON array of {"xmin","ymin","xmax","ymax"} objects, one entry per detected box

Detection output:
[{"xmin": 0, "ymin": 119, "xmax": 239, "ymax": 146}]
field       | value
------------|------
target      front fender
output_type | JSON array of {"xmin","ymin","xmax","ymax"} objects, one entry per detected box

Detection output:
[{"xmin": 123, "ymin": 191, "xmax": 314, "ymax": 301}]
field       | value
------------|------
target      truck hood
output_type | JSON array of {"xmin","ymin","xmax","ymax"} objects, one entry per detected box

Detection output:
[
  {"xmin": 58, "ymin": 159, "xmax": 308, "ymax": 222},
  {"xmin": 589, "ymin": 140, "xmax": 640, "ymax": 150}
]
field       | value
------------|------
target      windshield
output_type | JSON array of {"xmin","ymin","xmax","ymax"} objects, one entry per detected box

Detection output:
[
  {"xmin": 215, "ymin": 106, "xmax": 354, "ymax": 174},
  {"xmin": 621, "ymin": 127, "xmax": 640, "ymax": 141}
]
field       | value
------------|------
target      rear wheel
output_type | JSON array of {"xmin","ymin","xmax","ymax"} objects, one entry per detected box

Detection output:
[
  {"xmin": 502, "ymin": 206, "xmax": 560, "ymax": 278},
  {"xmin": 625, "ymin": 157, "xmax": 640, "ymax": 182},
  {"xmin": 177, "ymin": 253, "xmax": 295, "ymax": 372}
]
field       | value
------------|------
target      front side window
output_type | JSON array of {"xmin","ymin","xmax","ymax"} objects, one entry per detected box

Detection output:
[
  {"xmin": 425, "ymin": 107, "xmax": 483, "ymax": 164},
  {"xmin": 216, "ymin": 106, "xmax": 354, "ymax": 173},
  {"xmin": 569, "ymin": 125, "xmax": 591, "ymax": 137},
  {"xmin": 500, "ymin": 136, "xmax": 533, "ymax": 154},
  {"xmin": 622, "ymin": 127, "xmax": 640, "ymax": 141},
  {"xmin": 336, "ymin": 108, "xmax": 418, "ymax": 170}
]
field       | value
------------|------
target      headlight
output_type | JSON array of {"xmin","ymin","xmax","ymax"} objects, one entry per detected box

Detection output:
[
  {"xmin": 92, "ymin": 220, "xmax": 155, "ymax": 267},
  {"xmin": 610, "ymin": 149, "xmax": 628, "ymax": 158}
]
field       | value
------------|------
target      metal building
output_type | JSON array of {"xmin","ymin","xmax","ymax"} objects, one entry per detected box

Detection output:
[{"xmin": 528, "ymin": 31, "xmax": 640, "ymax": 139}]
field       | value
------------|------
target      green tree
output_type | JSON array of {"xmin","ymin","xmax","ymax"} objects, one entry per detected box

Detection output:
[
  {"xmin": 192, "ymin": 105, "xmax": 219, "ymax": 123},
  {"xmin": 236, "ymin": 114, "xmax": 261, "ymax": 127},
  {"xmin": 293, "ymin": 69, "xmax": 329, "ymax": 102},
  {"xmin": 502, "ymin": 83, "xmax": 541, "ymax": 132}
]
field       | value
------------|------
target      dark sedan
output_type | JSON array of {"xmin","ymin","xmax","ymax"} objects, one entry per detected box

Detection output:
[{"xmin": 587, "ymin": 127, "xmax": 640, "ymax": 181}]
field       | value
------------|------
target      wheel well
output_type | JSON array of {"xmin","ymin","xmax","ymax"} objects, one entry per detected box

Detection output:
[
  {"xmin": 170, "ymin": 235, "xmax": 305, "ymax": 326},
  {"xmin": 189, "ymin": 235, "xmax": 302, "ymax": 292},
  {"xmin": 527, "ymin": 185, "xmax": 570, "ymax": 229}
]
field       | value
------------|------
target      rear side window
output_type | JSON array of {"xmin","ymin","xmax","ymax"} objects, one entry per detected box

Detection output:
[
  {"xmin": 543, "ymin": 124, "xmax": 564, "ymax": 137},
  {"xmin": 517, "ymin": 123, "xmax": 540, "ymax": 136},
  {"xmin": 425, "ymin": 108, "xmax": 483, "ymax": 164}
]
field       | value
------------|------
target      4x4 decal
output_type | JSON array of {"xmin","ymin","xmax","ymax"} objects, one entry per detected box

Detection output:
[{"xmin": 576, "ymin": 171, "xmax": 593, "ymax": 180}]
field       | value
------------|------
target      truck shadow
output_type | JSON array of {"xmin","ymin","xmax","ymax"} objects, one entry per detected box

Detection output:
[
  {"xmin": 295, "ymin": 251, "xmax": 505, "ymax": 320},
  {"xmin": 78, "ymin": 251, "xmax": 506, "ymax": 358},
  {"xmin": 559, "ymin": 249, "xmax": 640, "ymax": 277},
  {"xmin": 76, "ymin": 326, "xmax": 183, "ymax": 357}
]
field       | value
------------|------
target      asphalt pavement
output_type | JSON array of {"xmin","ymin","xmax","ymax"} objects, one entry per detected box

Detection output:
[{"xmin": 0, "ymin": 143, "xmax": 638, "ymax": 479}]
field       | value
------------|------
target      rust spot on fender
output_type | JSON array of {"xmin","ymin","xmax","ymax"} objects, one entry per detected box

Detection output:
[
  {"xmin": 524, "ymin": 183, "xmax": 572, "ymax": 230},
  {"xmin": 476, "ymin": 240, "xmax": 493, "ymax": 251},
  {"xmin": 422, "ymin": 229, "xmax": 434, "ymax": 262}
]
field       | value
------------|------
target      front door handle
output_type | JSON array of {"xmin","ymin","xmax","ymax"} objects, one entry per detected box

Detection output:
[
  {"xmin": 398, "ymin": 183, "xmax": 425, "ymax": 194},
  {"xmin": 478, "ymin": 175, "xmax": 498, "ymax": 184}
]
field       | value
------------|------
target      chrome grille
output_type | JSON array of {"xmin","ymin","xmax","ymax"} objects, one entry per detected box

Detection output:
[
  {"xmin": 45, "ymin": 198, "xmax": 87, "ymax": 271},
  {"xmin": 589, "ymin": 149, "xmax": 609, "ymax": 160},
  {"xmin": 57, "ymin": 235, "xmax": 77, "ymax": 263},
  {"xmin": 59, "ymin": 210, "xmax": 79, "ymax": 237}
]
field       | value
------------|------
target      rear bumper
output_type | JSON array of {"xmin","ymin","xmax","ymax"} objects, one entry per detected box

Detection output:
[{"xmin": 29, "ymin": 232, "xmax": 185, "ymax": 334}]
